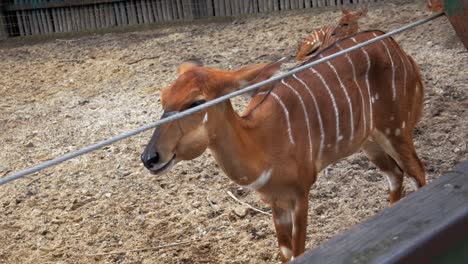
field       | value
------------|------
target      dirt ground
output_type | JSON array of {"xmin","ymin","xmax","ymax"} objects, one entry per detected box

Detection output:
[{"xmin": 0, "ymin": 0, "xmax": 467, "ymax": 263}]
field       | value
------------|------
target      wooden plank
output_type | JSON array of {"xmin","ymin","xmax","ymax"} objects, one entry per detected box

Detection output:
[
  {"xmin": 213, "ymin": 0, "xmax": 220, "ymax": 16},
  {"xmin": 231, "ymin": 0, "xmax": 238, "ymax": 16},
  {"xmin": 298, "ymin": 0, "xmax": 305, "ymax": 8},
  {"xmin": 243, "ymin": 0, "xmax": 250, "ymax": 14},
  {"xmin": 168, "ymin": 0, "xmax": 177, "ymax": 20},
  {"xmin": 6, "ymin": 0, "xmax": 127, "ymax": 12},
  {"xmin": 145, "ymin": 0, "xmax": 155, "ymax": 23},
  {"xmin": 51, "ymin": 9, "xmax": 59, "ymax": 33},
  {"xmin": 84, "ymin": 6, "xmax": 91, "ymax": 30},
  {"xmin": 16, "ymin": 11, "xmax": 25, "ymax": 36},
  {"xmin": 119, "ymin": 2, "xmax": 128, "ymax": 25},
  {"xmin": 219, "ymin": 0, "xmax": 226, "ymax": 16},
  {"xmin": 174, "ymin": 0, "xmax": 182, "ymax": 19},
  {"xmin": 154, "ymin": 0, "xmax": 163, "ymax": 21},
  {"xmin": 61, "ymin": 8, "xmax": 69, "ymax": 32},
  {"xmin": 292, "ymin": 160, "xmax": 468, "ymax": 264},
  {"xmin": 0, "ymin": 6, "xmax": 6, "ymax": 39},
  {"xmin": 164, "ymin": 0, "xmax": 173, "ymax": 21},
  {"xmin": 224, "ymin": 0, "xmax": 232, "ymax": 15},
  {"xmin": 46, "ymin": 9, "xmax": 53, "ymax": 33},
  {"xmin": 25, "ymin": 11, "xmax": 33, "ymax": 35},
  {"xmin": 140, "ymin": 0, "xmax": 149, "ymax": 23},
  {"xmin": 113, "ymin": 3, "xmax": 122, "ymax": 25},
  {"xmin": 238, "ymin": 0, "xmax": 244, "ymax": 14},
  {"xmin": 69, "ymin": 7, "xmax": 77, "ymax": 31},
  {"xmin": 94, "ymin": 5, "xmax": 101, "ymax": 29},
  {"xmin": 305, "ymin": 0, "xmax": 311, "ymax": 8},
  {"xmin": 273, "ymin": 0, "xmax": 279, "ymax": 11},
  {"xmin": 33, "ymin": 10, "xmax": 43, "ymax": 34},
  {"xmin": 40, "ymin": 9, "xmax": 48, "ymax": 34},
  {"xmin": 207, "ymin": 0, "xmax": 214, "ymax": 16},
  {"xmin": 128, "ymin": 1, "xmax": 138, "ymax": 25},
  {"xmin": 135, "ymin": 0, "xmax": 143, "ymax": 24},
  {"xmin": 107, "ymin": 4, "xmax": 116, "ymax": 26},
  {"xmin": 23, "ymin": 11, "xmax": 31, "ymax": 35}
]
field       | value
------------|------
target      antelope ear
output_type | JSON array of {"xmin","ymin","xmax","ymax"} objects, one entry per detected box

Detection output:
[
  {"xmin": 229, "ymin": 57, "xmax": 288, "ymax": 97},
  {"xmin": 178, "ymin": 59, "xmax": 203, "ymax": 75},
  {"xmin": 358, "ymin": 8, "xmax": 368, "ymax": 17},
  {"xmin": 341, "ymin": 6, "xmax": 350, "ymax": 15},
  {"xmin": 244, "ymin": 57, "xmax": 289, "ymax": 97}
]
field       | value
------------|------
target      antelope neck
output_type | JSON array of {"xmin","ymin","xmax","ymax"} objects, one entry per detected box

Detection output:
[{"xmin": 208, "ymin": 101, "xmax": 269, "ymax": 188}]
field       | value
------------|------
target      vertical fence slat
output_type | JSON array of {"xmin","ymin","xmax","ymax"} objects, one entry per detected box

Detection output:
[
  {"xmin": 64, "ymin": 8, "xmax": 71, "ymax": 32},
  {"xmin": 127, "ymin": 1, "xmax": 136, "ymax": 25},
  {"xmin": 155, "ymin": 0, "xmax": 164, "ymax": 21},
  {"xmin": 141, "ymin": 0, "xmax": 149, "ymax": 23},
  {"xmin": 146, "ymin": 0, "xmax": 155, "ymax": 22},
  {"xmin": 113, "ymin": 3, "xmax": 121, "ymax": 26},
  {"xmin": 93, "ymin": 5, "xmax": 100, "ymax": 29},
  {"xmin": 150, "ymin": 0, "xmax": 159, "ymax": 22},
  {"xmin": 224, "ymin": 0, "xmax": 232, "ymax": 16},
  {"xmin": 169, "ymin": 0, "xmax": 177, "ymax": 20},
  {"xmin": 219, "ymin": 0, "xmax": 225, "ymax": 16},
  {"xmin": 16, "ymin": 11, "xmax": 25, "ymax": 36},
  {"xmin": 206, "ymin": 0, "xmax": 214, "ymax": 16},
  {"xmin": 51, "ymin": 9, "xmax": 59, "ymax": 33}
]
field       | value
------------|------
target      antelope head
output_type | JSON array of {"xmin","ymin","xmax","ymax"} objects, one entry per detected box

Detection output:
[
  {"xmin": 296, "ymin": 34, "xmax": 323, "ymax": 61},
  {"xmin": 332, "ymin": 6, "xmax": 368, "ymax": 38},
  {"xmin": 427, "ymin": 0, "xmax": 443, "ymax": 12},
  {"xmin": 141, "ymin": 60, "xmax": 280, "ymax": 175}
]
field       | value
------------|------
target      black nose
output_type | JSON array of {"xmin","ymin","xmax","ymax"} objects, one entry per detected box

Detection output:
[{"xmin": 141, "ymin": 151, "xmax": 160, "ymax": 169}]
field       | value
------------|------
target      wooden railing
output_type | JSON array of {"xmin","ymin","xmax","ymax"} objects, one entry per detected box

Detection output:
[
  {"xmin": 292, "ymin": 160, "xmax": 468, "ymax": 264},
  {"xmin": 0, "ymin": 0, "xmax": 379, "ymax": 38}
]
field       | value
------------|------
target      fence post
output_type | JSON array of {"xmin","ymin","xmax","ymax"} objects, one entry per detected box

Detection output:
[{"xmin": 0, "ymin": 2, "xmax": 7, "ymax": 39}]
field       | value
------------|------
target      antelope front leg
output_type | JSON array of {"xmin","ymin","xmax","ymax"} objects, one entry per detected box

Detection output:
[
  {"xmin": 272, "ymin": 195, "xmax": 309, "ymax": 262},
  {"xmin": 291, "ymin": 195, "xmax": 309, "ymax": 258},
  {"xmin": 271, "ymin": 205, "xmax": 293, "ymax": 262}
]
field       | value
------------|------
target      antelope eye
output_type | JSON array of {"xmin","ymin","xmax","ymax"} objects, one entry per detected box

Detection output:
[
  {"xmin": 188, "ymin": 99, "xmax": 206, "ymax": 109},
  {"xmin": 342, "ymin": 23, "xmax": 349, "ymax": 27}
]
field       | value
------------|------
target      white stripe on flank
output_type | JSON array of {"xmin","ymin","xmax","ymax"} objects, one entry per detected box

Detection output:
[
  {"xmin": 203, "ymin": 113, "xmax": 208, "ymax": 123},
  {"xmin": 309, "ymin": 67, "xmax": 341, "ymax": 150},
  {"xmin": 269, "ymin": 92, "xmax": 295, "ymax": 145},
  {"xmin": 281, "ymin": 79, "xmax": 313, "ymax": 161},
  {"xmin": 326, "ymin": 60, "xmax": 355, "ymax": 142},
  {"xmin": 293, "ymin": 74, "xmax": 325, "ymax": 160},
  {"xmin": 373, "ymin": 33, "xmax": 396, "ymax": 101},
  {"xmin": 314, "ymin": 31, "xmax": 319, "ymax": 43},
  {"xmin": 388, "ymin": 39, "xmax": 408, "ymax": 96},
  {"xmin": 336, "ymin": 43, "xmax": 367, "ymax": 136},
  {"xmin": 320, "ymin": 28, "xmax": 325, "ymax": 36},
  {"xmin": 245, "ymin": 168, "xmax": 272, "ymax": 190},
  {"xmin": 351, "ymin": 37, "xmax": 373, "ymax": 130}
]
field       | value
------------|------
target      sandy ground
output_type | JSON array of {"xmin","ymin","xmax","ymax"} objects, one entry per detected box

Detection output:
[{"xmin": 0, "ymin": 0, "xmax": 467, "ymax": 263}]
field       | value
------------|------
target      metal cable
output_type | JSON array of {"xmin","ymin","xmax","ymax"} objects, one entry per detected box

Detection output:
[{"xmin": 0, "ymin": 12, "xmax": 444, "ymax": 186}]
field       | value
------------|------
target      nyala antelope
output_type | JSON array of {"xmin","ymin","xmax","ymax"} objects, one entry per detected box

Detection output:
[
  {"xmin": 296, "ymin": 6, "xmax": 368, "ymax": 61},
  {"xmin": 141, "ymin": 30, "xmax": 426, "ymax": 262},
  {"xmin": 427, "ymin": 0, "xmax": 444, "ymax": 12}
]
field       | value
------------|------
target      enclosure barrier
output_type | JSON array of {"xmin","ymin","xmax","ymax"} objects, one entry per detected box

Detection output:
[
  {"xmin": 0, "ymin": 0, "xmax": 380, "ymax": 38},
  {"xmin": 291, "ymin": 160, "xmax": 468, "ymax": 264},
  {"xmin": 0, "ymin": 11, "xmax": 444, "ymax": 186}
]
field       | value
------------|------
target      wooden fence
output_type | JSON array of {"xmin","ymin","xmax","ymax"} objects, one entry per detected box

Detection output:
[{"xmin": 1, "ymin": 0, "xmax": 379, "ymax": 38}]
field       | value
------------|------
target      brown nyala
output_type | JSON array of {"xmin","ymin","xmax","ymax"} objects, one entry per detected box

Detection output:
[
  {"xmin": 141, "ymin": 30, "xmax": 426, "ymax": 262},
  {"xmin": 296, "ymin": 6, "xmax": 368, "ymax": 61}
]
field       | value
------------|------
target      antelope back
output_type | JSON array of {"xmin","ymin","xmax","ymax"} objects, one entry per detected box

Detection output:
[{"xmin": 263, "ymin": 31, "xmax": 423, "ymax": 169}]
